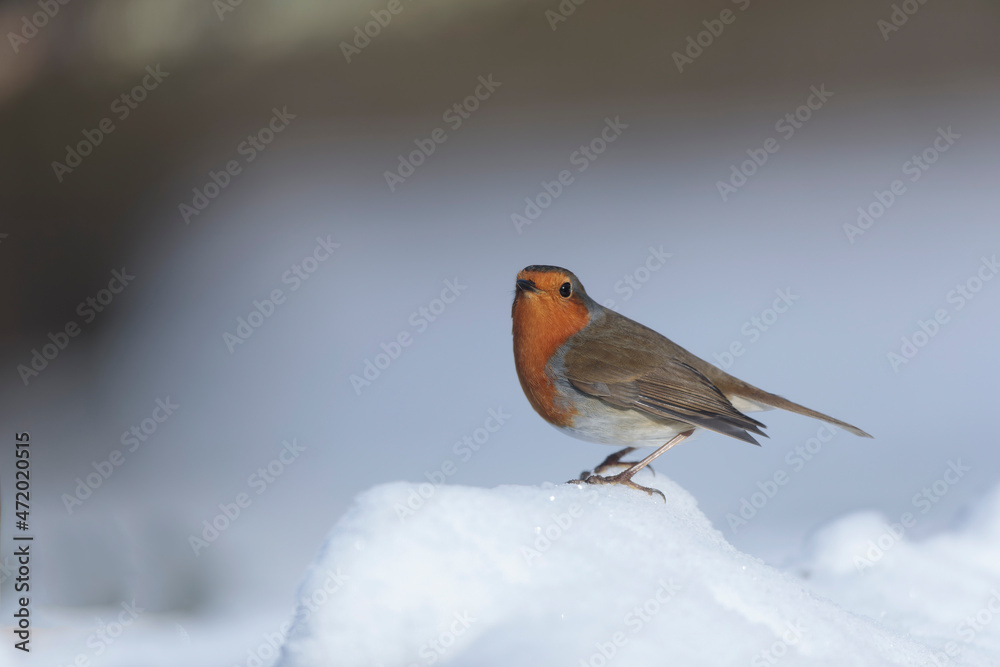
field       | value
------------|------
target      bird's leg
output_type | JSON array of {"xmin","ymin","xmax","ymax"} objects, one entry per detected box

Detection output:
[
  {"xmin": 591, "ymin": 447, "xmax": 636, "ymax": 476},
  {"xmin": 586, "ymin": 446, "xmax": 658, "ymax": 477},
  {"xmin": 574, "ymin": 430, "xmax": 694, "ymax": 502},
  {"xmin": 573, "ymin": 447, "xmax": 634, "ymax": 482}
]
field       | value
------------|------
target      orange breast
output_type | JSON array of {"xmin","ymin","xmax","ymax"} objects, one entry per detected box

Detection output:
[{"xmin": 512, "ymin": 295, "xmax": 590, "ymax": 427}]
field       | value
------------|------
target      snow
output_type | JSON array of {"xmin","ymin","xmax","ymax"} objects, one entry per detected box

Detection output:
[{"xmin": 277, "ymin": 473, "xmax": 1000, "ymax": 667}]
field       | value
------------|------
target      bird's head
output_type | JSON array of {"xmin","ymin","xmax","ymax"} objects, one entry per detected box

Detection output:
[{"xmin": 511, "ymin": 265, "xmax": 594, "ymax": 334}]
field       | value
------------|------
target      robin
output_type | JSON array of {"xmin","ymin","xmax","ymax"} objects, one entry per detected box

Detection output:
[{"xmin": 511, "ymin": 265, "xmax": 871, "ymax": 499}]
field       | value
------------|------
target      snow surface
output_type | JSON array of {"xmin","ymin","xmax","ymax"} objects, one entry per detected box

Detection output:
[{"xmin": 278, "ymin": 474, "xmax": 1000, "ymax": 667}]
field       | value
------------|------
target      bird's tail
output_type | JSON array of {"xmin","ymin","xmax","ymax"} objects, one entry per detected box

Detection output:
[{"xmin": 733, "ymin": 383, "xmax": 872, "ymax": 438}]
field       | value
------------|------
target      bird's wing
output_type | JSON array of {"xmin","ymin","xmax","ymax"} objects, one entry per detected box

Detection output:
[{"xmin": 562, "ymin": 317, "xmax": 767, "ymax": 445}]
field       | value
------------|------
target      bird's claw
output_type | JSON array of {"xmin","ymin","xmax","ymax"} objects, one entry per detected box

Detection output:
[{"xmin": 566, "ymin": 471, "xmax": 666, "ymax": 502}]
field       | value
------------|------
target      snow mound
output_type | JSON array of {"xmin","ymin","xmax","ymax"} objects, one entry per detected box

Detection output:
[
  {"xmin": 274, "ymin": 473, "xmax": 995, "ymax": 667},
  {"xmin": 798, "ymin": 485, "xmax": 1000, "ymax": 666}
]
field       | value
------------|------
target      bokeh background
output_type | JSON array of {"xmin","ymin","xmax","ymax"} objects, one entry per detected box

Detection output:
[{"xmin": 1, "ymin": 0, "xmax": 998, "ymax": 664}]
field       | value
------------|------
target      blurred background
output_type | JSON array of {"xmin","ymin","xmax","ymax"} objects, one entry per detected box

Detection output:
[{"xmin": 1, "ymin": 0, "xmax": 998, "ymax": 664}]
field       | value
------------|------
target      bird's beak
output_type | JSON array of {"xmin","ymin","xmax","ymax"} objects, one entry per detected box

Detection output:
[{"xmin": 516, "ymin": 279, "xmax": 539, "ymax": 294}]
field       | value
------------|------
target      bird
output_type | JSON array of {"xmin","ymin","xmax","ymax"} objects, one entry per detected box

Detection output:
[{"xmin": 511, "ymin": 265, "xmax": 871, "ymax": 500}]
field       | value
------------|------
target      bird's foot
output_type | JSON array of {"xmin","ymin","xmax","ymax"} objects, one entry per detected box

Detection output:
[
  {"xmin": 593, "ymin": 461, "xmax": 655, "ymax": 476},
  {"xmin": 567, "ymin": 431, "xmax": 693, "ymax": 503},
  {"xmin": 591, "ymin": 447, "xmax": 655, "ymax": 477},
  {"xmin": 567, "ymin": 471, "xmax": 665, "ymax": 502}
]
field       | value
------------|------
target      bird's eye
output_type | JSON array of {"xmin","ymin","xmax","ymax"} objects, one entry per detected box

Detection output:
[{"xmin": 559, "ymin": 282, "xmax": 572, "ymax": 297}]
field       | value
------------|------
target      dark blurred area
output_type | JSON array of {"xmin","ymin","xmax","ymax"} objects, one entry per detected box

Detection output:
[{"xmin": 2, "ymin": 0, "xmax": 999, "ymax": 347}]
